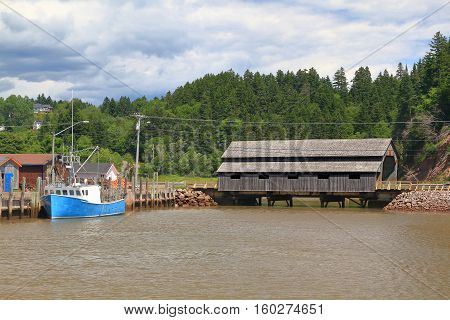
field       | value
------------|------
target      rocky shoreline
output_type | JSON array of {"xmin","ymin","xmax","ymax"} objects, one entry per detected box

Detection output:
[
  {"xmin": 384, "ymin": 191, "xmax": 449, "ymax": 212},
  {"xmin": 174, "ymin": 189, "xmax": 218, "ymax": 208}
]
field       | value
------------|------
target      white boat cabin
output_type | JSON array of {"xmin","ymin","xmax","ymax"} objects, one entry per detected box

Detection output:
[{"xmin": 44, "ymin": 184, "xmax": 101, "ymax": 203}]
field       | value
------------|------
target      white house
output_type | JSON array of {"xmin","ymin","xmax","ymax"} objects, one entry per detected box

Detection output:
[
  {"xmin": 33, "ymin": 121, "xmax": 43, "ymax": 130},
  {"xmin": 73, "ymin": 163, "xmax": 119, "ymax": 181},
  {"xmin": 33, "ymin": 103, "xmax": 52, "ymax": 113}
]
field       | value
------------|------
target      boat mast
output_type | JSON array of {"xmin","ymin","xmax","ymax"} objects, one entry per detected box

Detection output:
[
  {"xmin": 71, "ymin": 90, "xmax": 74, "ymax": 158},
  {"xmin": 70, "ymin": 90, "xmax": 74, "ymax": 184}
]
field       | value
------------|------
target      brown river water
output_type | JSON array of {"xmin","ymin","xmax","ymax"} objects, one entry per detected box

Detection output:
[{"xmin": 1, "ymin": 206, "xmax": 449, "ymax": 299}]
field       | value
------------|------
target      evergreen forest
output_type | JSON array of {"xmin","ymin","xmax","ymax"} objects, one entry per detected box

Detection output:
[{"xmin": 0, "ymin": 32, "xmax": 448, "ymax": 179}]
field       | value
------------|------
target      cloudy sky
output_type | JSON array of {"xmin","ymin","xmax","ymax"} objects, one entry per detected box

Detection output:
[{"xmin": 0, "ymin": 0, "xmax": 448, "ymax": 104}]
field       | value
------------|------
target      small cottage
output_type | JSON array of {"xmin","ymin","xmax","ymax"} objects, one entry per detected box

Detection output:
[
  {"xmin": 0, "ymin": 156, "xmax": 21, "ymax": 191},
  {"xmin": 73, "ymin": 163, "xmax": 119, "ymax": 182}
]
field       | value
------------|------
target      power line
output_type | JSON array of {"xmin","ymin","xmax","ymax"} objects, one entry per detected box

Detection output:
[
  {"xmin": 0, "ymin": 0, "xmax": 144, "ymax": 97},
  {"xmin": 345, "ymin": 1, "xmax": 450, "ymax": 72},
  {"xmin": 139, "ymin": 134, "xmax": 430, "ymax": 154},
  {"xmin": 143, "ymin": 114, "xmax": 449, "ymax": 126},
  {"xmin": 144, "ymin": 128, "xmax": 439, "ymax": 143},
  {"xmin": 3, "ymin": 115, "xmax": 448, "ymax": 129}
]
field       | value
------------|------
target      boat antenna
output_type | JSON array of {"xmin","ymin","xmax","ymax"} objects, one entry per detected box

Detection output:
[{"xmin": 71, "ymin": 90, "xmax": 74, "ymax": 156}]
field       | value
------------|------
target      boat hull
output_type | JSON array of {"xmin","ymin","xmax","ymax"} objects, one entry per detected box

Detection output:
[{"xmin": 41, "ymin": 195, "xmax": 125, "ymax": 219}]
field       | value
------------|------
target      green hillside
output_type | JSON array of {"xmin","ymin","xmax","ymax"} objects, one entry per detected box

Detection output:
[{"xmin": 0, "ymin": 32, "xmax": 448, "ymax": 179}]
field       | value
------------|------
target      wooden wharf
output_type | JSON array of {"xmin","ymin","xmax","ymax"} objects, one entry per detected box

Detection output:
[
  {"xmin": 0, "ymin": 175, "xmax": 42, "ymax": 219},
  {"xmin": 127, "ymin": 176, "xmax": 177, "ymax": 210}
]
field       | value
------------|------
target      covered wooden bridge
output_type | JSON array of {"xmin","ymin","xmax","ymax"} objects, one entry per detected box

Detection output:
[{"xmin": 215, "ymin": 138, "xmax": 399, "ymax": 207}]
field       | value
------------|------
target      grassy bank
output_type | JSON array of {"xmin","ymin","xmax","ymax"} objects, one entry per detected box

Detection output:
[{"xmin": 154, "ymin": 175, "xmax": 218, "ymax": 184}]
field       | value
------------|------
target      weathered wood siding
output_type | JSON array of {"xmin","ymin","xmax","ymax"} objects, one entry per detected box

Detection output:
[
  {"xmin": 19, "ymin": 165, "xmax": 47, "ymax": 188},
  {"xmin": 218, "ymin": 173, "xmax": 376, "ymax": 192},
  {"xmin": 0, "ymin": 162, "xmax": 20, "ymax": 190}
]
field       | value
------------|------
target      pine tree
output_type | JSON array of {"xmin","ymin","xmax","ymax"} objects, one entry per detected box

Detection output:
[
  {"xmin": 396, "ymin": 63, "xmax": 405, "ymax": 79},
  {"xmin": 350, "ymin": 67, "xmax": 373, "ymax": 105},
  {"xmin": 332, "ymin": 67, "xmax": 348, "ymax": 97},
  {"xmin": 422, "ymin": 32, "xmax": 448, "ymax": 90},
  {"xmin": 394, "ymin": 73, "xmax": 416, "ymax": 138}
]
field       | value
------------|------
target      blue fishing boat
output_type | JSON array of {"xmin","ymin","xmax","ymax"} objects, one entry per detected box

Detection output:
[
  {"xmin": 41, "ymin": 91, "xmax": 126, "ymax": 219},
  {"xmin": 42, "ymin": 184, "xmax": 125, "ymax": 219}
]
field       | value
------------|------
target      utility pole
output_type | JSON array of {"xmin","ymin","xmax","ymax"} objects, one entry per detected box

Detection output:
[
  {"xmin": 133, "ymin": 114, "xmax": 145, "ymax": 188},
  {"xmin": 51, "ymin": 133, "xmax": 55, "ymax": 184}
]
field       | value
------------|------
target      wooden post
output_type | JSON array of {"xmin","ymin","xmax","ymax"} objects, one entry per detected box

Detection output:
[
  {"xmin": 124, "ymin": 177, "xmax": 128, "ymax": 200},
  {"xmin": 145, "ymin": 177, "xmax": 149, "ymax": 207},
  {"xmin": 164, "ymin": 189, "xmax": 167, "ymax": 207},
  {"xmin": 35, "ymin": 177, "xmax": 42, "ymax": 218},
  {"xmin": 117, "ymin": 176, "xmax": 122, "ymax": 202},
  {"xmin": 20, "ymin": 177, "xmax": 26, "ymax": 219},
  {"xmin": 153, "ymin": 188, "xmax": 156, "ymax": 208},
  {"xmin": 156, "ymin": 172, "xmax": 159, "ymax": 206},
  {"xmin": 8, "ymin": 188, "xmax": 13, "ymax": 220},
  {"xmin": 171, "ymin": 187, "xmax": 175, "ymax": 207},
  {"xmin": 139, "ymin": 176, "xmax": 143, "ymax": 209},
  {"xmin": 131, "ymin": 176, "xmax": 135, "ymax": 211},
  {"xmin": 151, "ymin": 172, "xmax": 156, "ymax": 207},
  {"xmin": 156, "ymin": 190, "xmax": 159, "ymax": 207},
  {"xmin": 108, "ymin": 178, "xmax": 112, "ymax": 202},
  {"xmin": 0, "ymin": 174, "xmax": 3, "ymax": 218},
  {"xmin": 151, "ymin": 186, "xmax": 155, "ymax": 208}
]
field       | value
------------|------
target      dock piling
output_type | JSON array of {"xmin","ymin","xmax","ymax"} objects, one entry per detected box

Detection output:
[
  {"xmin": 145, "ymin": 177, "xmax": 149, "ymax": 207},
  {"xmin": 20, "ymin": 177, "xmax": 25, "ymax": 219},
  {"xmin": 131, "ymin": 176, "xmax": 135, "ymax": 211},
  {"xmin": 8, "ymin": 186, "xmax": 13, "ymax": 220},
  {"xmin": 35, "ymin": 177, "xmax": 42, "ymax": 218},
  {"xmin": 139, "ymin": 177, "xmax": 143, "ymax": 209}
]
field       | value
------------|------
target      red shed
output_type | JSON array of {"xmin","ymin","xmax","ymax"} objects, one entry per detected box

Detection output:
[{"xmin": 0, "ymin": 154, "xmax": 53, "ymax": 188}]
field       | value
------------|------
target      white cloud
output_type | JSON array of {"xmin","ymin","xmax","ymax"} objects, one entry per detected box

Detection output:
[
  {"xmin": 0, "ymin": 0, "xmax": 448, "ymax": 104},
  {"xmin": 0, "ymin": 76, "xmax": 72, "ymax": 98}
]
